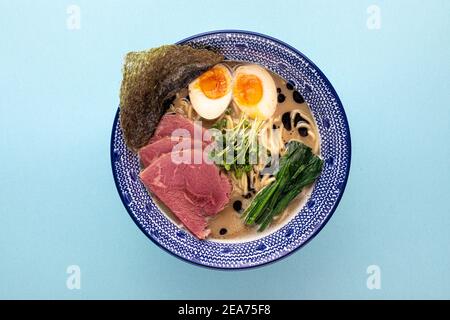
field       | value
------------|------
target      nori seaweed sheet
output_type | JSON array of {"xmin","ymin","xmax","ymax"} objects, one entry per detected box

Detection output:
[{"xmin": 119, "ymin": 45, "xmax": 224, "ymax": 152}]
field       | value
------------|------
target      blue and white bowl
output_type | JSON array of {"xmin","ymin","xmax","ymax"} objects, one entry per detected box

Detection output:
[{"xmin": 110, "ymin": 30, "xmax": 351, "ymax": 269}]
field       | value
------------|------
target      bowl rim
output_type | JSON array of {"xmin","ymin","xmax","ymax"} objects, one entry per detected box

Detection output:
[{"xmin": 110, "ymin": 29, "xmax": 352, "ymax": 270}]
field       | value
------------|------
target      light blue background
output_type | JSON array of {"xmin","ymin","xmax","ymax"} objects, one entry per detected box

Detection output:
[{"xmin": 1, "ymin": 0, "xmax": 449, "ymax": 299}]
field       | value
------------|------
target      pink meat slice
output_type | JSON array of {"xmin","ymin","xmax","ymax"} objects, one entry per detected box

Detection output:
[
  {"xmin": 139, "ymin": 136, "xmax": 208, "ymax": 169},
  {"xmin": 139, "ymin": 150, "xmax": 232, "ymax": 239},
  {"xmin": 150, "ymin": 113, "xmax": 211, "ymax": 144},
  {"xmin": 151, "ymin": 188, "xmax": 210, "ymax": 239}
]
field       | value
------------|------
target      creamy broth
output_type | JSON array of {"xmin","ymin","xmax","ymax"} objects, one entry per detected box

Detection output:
[{"xmin": 165, "ymin": 62, "xmax": 320, "ymax": 241}]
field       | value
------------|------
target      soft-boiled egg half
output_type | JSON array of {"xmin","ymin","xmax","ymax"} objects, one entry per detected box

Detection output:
[
  {"xmin": 232, "ymin": 64, "xmax": 277, "ymax": 120},
  {"xmin": 188, "ymin": 64, "xmax": 232, "ymax": 120}
]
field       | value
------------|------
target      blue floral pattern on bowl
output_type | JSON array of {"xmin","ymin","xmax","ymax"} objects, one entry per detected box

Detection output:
[{"xmin": 110, "ymin": 30, "xmax": 351, "ymax": 269}]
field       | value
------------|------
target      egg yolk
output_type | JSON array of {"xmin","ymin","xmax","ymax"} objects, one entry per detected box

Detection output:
[
  {"xmin": 199, "ymin": 66, "xmax": 229, "ymax": 99},
  {"xmin": 233, "ymin": 74, "xmax": 263, "ymax": 107}
]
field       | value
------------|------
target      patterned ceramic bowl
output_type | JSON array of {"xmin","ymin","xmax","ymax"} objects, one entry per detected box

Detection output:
[{"xmin": 111, "ymin": 30, "xmax": 351, "ymax": 269}]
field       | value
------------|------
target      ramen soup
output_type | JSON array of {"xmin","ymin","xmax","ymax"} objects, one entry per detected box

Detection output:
[
  {"xmin": 161, "ymin": 62, "xmax": 320, "ymax": 241},
  {"xmin": 120, "ymin": 45, "xmax": 323, "ymax": 241}
]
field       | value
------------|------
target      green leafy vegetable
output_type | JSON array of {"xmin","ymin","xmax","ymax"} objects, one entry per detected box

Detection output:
[
  {"xmin": 210, "ymin": 116, "xmax": 265, "ymax": 178},
  {"xmin": 211, "ymin": 118, "xmax": 227, "ymax": 131},
  {"xmin": 244, "ymin": 141, "xmax": 323, "ymax": 231}
]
